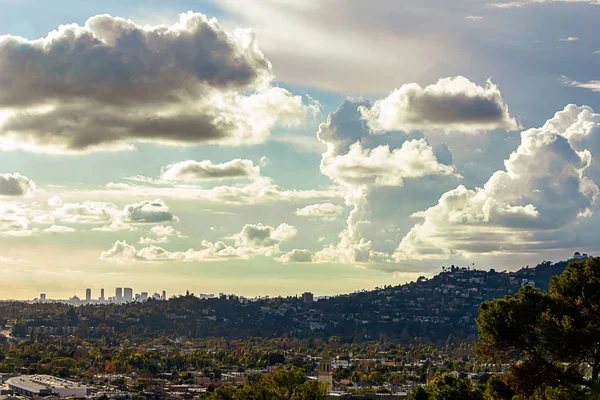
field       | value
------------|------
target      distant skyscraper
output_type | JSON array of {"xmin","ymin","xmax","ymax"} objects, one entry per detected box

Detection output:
[
  {"xmin": 40, "ymin": 293, "xmax": 46, "ymax": 302},
  {"xmin": 140, "ymin": 292, "xmax": 148, "ymax": 302},
  {"xmin": 302, "ymin": 292, "xmax": 314, "ymax": 304},
  {"xmin": 100, "ymin": 288, "xmax": 105, "ymax": 301},
  {"xmin": 86, "ymin": 288, "xmax": 91, "ymax": 302},
  {"xmin": 116, "ymin": 288, "xmax": 123, "ymax": 303},
  {"xmin": 162, "ymin": 290, "xmax": 166, "ymax": 300},
  {"xmin": 124, "ymin": 287, "xmax": 133, "ymax": 303}
]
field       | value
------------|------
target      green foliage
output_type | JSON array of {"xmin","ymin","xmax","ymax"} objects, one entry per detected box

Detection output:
[
  {"xmin": 198, "ymin": 368, "xmax": 327, "ymax": 400},
  {"xmin": 476, "ymin": 257, "xmax": 600, "ymax": 398},
  {"xmin": 407, "ymin": 372, "xmax": 483, "ymax": 400},
  {"xmin": 484, "ymin": 375, "xmax": 514, "ymax": 400}
]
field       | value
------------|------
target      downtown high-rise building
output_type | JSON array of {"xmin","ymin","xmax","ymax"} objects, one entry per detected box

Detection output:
[
  {"xmin": 86, "ymin": 288, "xmax": 91, "ymax": 302},
  {"xmin": 116, "ymin": 288, "xmax": 123, "ymax": 303},
  {"xmin": 162, "ymin": 290, "xmax": 166, "ymax": 300},
  {"xmin": 100, "ymin": 288, "xmax": 105, "ymax": 301},
  {"xmin": 124, "ymin": 288, "xmax": 133, "ymax": 303}
]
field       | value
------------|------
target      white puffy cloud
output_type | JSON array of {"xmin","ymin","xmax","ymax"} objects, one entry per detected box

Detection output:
[
  {"xmin": 0, "ymin": 13, "xmax": 318, "ymax": 153},
  {"xmin": 160, "ymin": 159, "xmax": 260, "ymax": 181},
  {"xmin": 137, "ymin": 225, "xmax": 185, "ymax": 245},
  {"xmin": 232, "ymin": 223, "xmax": 297, "ymax": 253},
  {"xmin": 47, "ymin": 196, "xmax": 63, "ymax": 208},
  {"xmin": 313, "ymin": 188, "xmax": 383, "ymax": 264},
  {"xmin": 295, "ymin": 203, "xmax": 343, "ymax": 219},
  {"xmin": 276, "ymin": 249, "xmax": 314, "ymax": 263},
  {"xmin": 359, "ymin": 77, "xmax": 518, "ymax": 134},
  {"xmin": 100, "ymin": 240, "xmax": 243, "ymax": 263},
  {"xmin": 51, "ymin": 201, "xmax": 118, "ymax": 224},
  {"xmin": 318, "ymin": 100, "xmax": 458, "ymax": 188},
  {"xmin": 311, "ymin": 98, "xmax": 462, "ymax": 264},
  {"xmin": 322, "ymin": 139, "xmax": 458, "ymax": 187},
  {"xmin": 150, "ymin": 225, "xmax": 185, "ymax": 237},
  {"xmin": 394, "ymin": 104, "xmax": 600, "ymax": 261},
  {"xmin": 138, "ymin": 236, "xmax": 169, "ymax": 245},
  {"xmin": 101, "ymin": 222, "xmax": 297, "ymax": 263},
  {"xmin": 32, "ymin": 199, "xmax": 177, "ymax": 232},
  {"xmin": 123, "ymin": 199, "xmax": 177, "ymax": 223},
  {"xmin": 0, "ymin": 173, "xmax": 35, "ymax": 196},
  {"xmin": 100, "ymin": 240, "xmax": 138, "ymax": 262}
]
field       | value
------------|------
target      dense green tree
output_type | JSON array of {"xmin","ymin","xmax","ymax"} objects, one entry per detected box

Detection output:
[
  {"xmin": 476, "ymin": 258, "xmax": 600, "ymax": 398},
  {"xmin": 407, "ymin": 373, "xmax": 483, "ymax": 400},
  {"xmin": 483, "ymin": 375, "xmax": 514, "ymax": 400},
  {"xmin": 198, "ymin": 368, "xmax": 327, "ymax": 400}
]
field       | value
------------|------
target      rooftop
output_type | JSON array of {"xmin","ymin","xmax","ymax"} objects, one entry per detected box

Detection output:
[{"xmin": 7, "ymin": 375, "xmax": 87, "ymax": 391}]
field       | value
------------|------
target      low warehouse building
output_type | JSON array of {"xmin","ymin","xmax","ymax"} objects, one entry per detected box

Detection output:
[{"xmin": 6, "ymin": 375, "xmax": 90, "ymax": 398}]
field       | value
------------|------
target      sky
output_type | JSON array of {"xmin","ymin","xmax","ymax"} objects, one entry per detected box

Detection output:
[{"xmin": 0, "ymin": 0, "xmax": 599, "ymax": 300}]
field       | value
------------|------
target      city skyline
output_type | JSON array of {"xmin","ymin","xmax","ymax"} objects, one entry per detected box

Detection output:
[{"xmin": 0, "ymin": 1, "xmax": 600, "ymax": 299}]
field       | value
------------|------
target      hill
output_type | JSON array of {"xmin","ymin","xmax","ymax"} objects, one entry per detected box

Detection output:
[{"xmin": 0, "ymin": 253, "xmax": 589, "ymax": 344}]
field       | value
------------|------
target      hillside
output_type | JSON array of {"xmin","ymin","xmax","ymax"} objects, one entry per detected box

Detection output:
[{"xmin": 0, "ymin": 254, "xmax": 588, "ymax": 344}]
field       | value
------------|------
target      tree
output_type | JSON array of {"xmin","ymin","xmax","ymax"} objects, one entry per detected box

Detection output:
[
  {"xmin": 476, "ymin": 258, "xmax": 600, "ymax": 398},
  {"xmin": 407, "ymin": 373, "xmax": 483, "ymax": 400},
  {"xmin": 198, "ymin": 368, "xmax": 327, "ymax": 400},
  {"xmin": 483, "ymin": 375, "xmax": 514, "ymax": 400}
]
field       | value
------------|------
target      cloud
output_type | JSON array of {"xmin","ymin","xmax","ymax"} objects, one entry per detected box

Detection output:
[
  {"xmin": 43, "ymin": 225, "xmax": 76, "ymax": 234},
  {"xmin": 0, "ymin": 203, "xmax": 35, "ymax": 236},
  {"xmin": 218, "ymin": 0, "xmax": 598, "ymax": 95},
  {"xmin": 0, "ymin": 13, "xmax": 317, "ymax": 153},
  {"xmin": 559, "ymin": 36, "xmax": 579, "ymax": 41},
  {"xmin": 322, "ymin": 139, "xmax": 458, "ymax": 187},
  {"xmin": 47, "ymin": 196, "xmax": 63, "ymax": 207},
  {"xmin": 123, "ymin": 199, "xmax": 177, "ymax": 223},
  {"xmin": 36, "ymin": 199, "xmax": 177, "ymax": 231},
  {"xmin": 100, "ymin": 240, "xmax": 241, "ymax": 263},
  {"xmin": 394, "ymin": 104, "xmax": 600, "ymax": 261},
  {"xmin": 231, "ymin": 222, "xmax": 297, "ymax": 252},
  {"xmin": 295, "ymin": 203, "xmax": 343, "ymax": 219},
  {"xmin": 137, "ymin": 225, "xmax": 186, "ymax": 245},
  {"xmin": 311, "ymin": 98, "xmax": 464, "ymax": 264},
  {"xmin": 92, "ymin": 176, "xmax": 342, "ymax": 206},
  {"xmin": 490, "ymin": 0, "xmax": 600, "ymax": 7},
  {"xmin": 561, "ymin": 76, "xmax": 600, "ymax": 92},
  {"xmin": 138, "ymin": 236, "xmax": 169, "ymax": 245},
  {"xmin": 276, "ymin": 249, "xmax": 314, "ymax": 263},
  {"xmin": 466, "ymin": 15, "xmax": 484, "ymax": 21},
  {"xmin": 150, "ymin": 225, "xmax": 184, "ymax": 237},
  {"xmin": 51, "ymin": 201, "xmax": 118, "ymax": 224},
  {"xmin": 160, "ymin": 159, "xmax": 260, "ymax": 181},
  {"xmin": 318, "ymin": 100, "xmax": 459, "ymax": 188},
  {"xmin": 359, "ymin": 77, "xmax": 519, "ymax": 134},
  {"xmin": 0, "ymin": 173, "xmax": 35, "ymax": 196},
  {"xmin": 0, "ymin": 256, "xmax": 26, "ymax": 265},
  {"xmin": 101, "ymin": 222, "xmax": 297, "ymax": 263}
]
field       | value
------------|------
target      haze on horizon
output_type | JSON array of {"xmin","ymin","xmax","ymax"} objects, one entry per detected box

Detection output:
[{"xmin": 0, "ymin": 0, "xmax": 599, "ymax": 300}]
